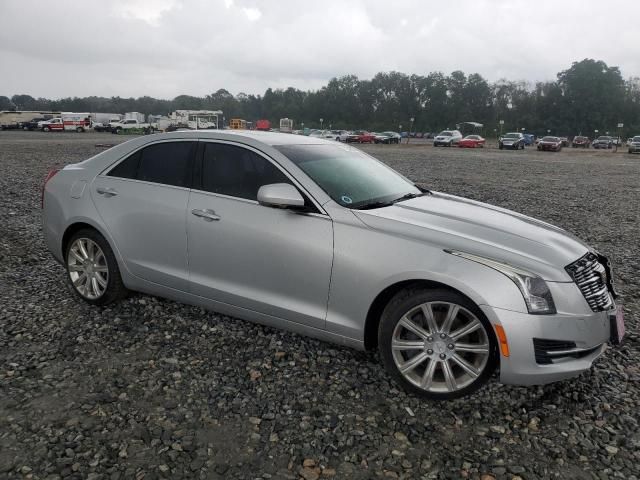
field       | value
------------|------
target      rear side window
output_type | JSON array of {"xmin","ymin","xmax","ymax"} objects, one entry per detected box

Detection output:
[
  {"xmin": 108, "ymin": 151, "xmax": 140, "ymax": 179},
  {"xmin": 200, "ymin": 143, "xmax": 290, "ymax": 200},
  {"xmin": 108, "ymin": 141, "xmax": 195, "ymax": 188}
]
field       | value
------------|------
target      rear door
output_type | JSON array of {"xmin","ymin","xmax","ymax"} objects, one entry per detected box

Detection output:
[
  {"xmin": 91, "ymin": 140, "xmax": 197, "ymax": 291},
  {"xmin": 186, "ymin": 141, "xmax": 334, "ymax": 328}
]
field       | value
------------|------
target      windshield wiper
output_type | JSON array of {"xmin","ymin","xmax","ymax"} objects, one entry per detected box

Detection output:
[
  {"xmin": 391, "ymin": 192, "xmax": 427, "ymax": 204},
  {"xmin": 354, "ymin": 200, "xmax": 395, "ymax": 210},
  {"xmin": 354, "ymin": 192, "xmax": 427, "ymax": 210}
]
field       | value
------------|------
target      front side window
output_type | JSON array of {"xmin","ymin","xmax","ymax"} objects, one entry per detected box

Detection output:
[
  {"xmin": 275, "ymin": 144, "xmax": 419, "ymax": 209},
  {"xmin": 200, "ymin": 143, "xmax": 291, "ymax": 200},
  {"xmin": 107, "ymin": 141, "xmax": 194, "ymax": 188}
]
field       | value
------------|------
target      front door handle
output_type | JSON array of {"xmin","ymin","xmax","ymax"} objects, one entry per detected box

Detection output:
[
  {"xmin": 191, "ymin": 208, "xmax": 220, "ymax": 222},
  {"xmin": 96, "ymin": 186, "xmax": 118, "ymax": 197}
]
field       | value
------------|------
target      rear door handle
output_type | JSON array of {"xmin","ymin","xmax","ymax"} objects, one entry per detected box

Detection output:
[
  {"xmin": 191, "ymin": 208, "xmax": 220, "ymax": 222},
  {"xmin": 96, "ymin": 187, "xmax": 118, "ymax": 197}
]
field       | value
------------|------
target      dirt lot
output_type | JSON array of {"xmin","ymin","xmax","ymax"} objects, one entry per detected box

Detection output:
[{"xmin": 0, "ymin": 131, "xmax": 638, "ymax": 480}]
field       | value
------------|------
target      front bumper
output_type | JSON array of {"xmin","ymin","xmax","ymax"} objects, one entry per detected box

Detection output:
[{"xmin": 480, "ymin": 285, "xmax": 612, "ymax": 385}]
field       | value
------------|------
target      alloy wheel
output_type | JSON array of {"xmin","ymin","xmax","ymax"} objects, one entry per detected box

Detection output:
[
  {"xmin": 391, "ymin": 301, "xmax": 490, "ymax": 393},
  {"xmin": 67, "ymin": 238, "xmax": 109, "ymax": 300}
]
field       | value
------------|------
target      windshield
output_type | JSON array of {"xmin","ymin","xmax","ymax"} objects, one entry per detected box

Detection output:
[
  {"xmin": 438, "ymin": 131, "xmax": 452, "ymax": 136},
  {"xmin": 503, "ymin": 133, "xmax": 520, "ymax": 139},
  {"xmin": 464, "ymin": 135, "xmax": 479, "ymax": 139},
  {"xmin": 633, "ymin": 136, "xmax": 640, "ymax": 142},
  {"xmin": 275, "ymin": 144, "xmax": 420, "ymax": 209},
  {"xmin": 542, "ymin": 136, "xmax": 559, "ymax": 142},
  {"xmin": 598, "ymin": 136, "xmax": 611, "ymax": 140}
]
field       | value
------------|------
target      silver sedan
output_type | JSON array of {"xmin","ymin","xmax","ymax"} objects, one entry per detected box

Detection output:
[{"xmin": 42, "ymin": 131, "xmax": 624, "ymax": 400}]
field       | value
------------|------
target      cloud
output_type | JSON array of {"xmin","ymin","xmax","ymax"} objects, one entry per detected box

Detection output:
[
  {"xmin": 111, "ymin": 0, "xmax": 181, "ymax": 26},
  {"xmin": 0, "ymin": 0, "xmax": 638, "ymax": 99},
  {"xmin": 242, "ymin": 7, "xmax": 262, "ymax": 21}
]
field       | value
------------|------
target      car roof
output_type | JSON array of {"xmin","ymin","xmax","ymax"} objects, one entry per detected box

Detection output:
[{"xmin": 156, "ymin": 129, "xmax": 333, "ymax": 146}]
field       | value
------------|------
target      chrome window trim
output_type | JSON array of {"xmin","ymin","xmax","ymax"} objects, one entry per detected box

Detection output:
[{"xmin": 96, "ymin": 175, "xmax": 192, "ymax": 193}]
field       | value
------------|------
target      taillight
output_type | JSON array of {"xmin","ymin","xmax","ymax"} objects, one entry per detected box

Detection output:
[{"xmin": 42, "ymin": 169, "xmax": 60, "ymax": 208}]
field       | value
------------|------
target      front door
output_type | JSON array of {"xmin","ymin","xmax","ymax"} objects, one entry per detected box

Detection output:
[{"xmin": 187, "ymin": 141, "xmax": 333, "ymax": 328}]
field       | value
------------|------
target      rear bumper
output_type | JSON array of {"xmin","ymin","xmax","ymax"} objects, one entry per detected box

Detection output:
[{"xmin": 480, "ymin": 303, "xmax": 612, "ymax": 386}]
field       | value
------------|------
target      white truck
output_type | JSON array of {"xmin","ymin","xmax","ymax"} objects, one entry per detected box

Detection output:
[
  {"xmin": 39, "ymin": 112, "xmax": 92, "ymax": 132},
  {"xmin": 169, "ymin": 110, "xmax": 223, "ymax": 130},
  {"xmin": 109, "ymin": 118, "xmax": 156, "ymax": 134}
]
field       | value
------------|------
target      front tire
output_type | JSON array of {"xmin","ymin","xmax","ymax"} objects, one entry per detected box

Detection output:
[
  {"xmin": 43, "ymin": 126, "xmax": 50, "ymax": 132},
  {"xmin": 65, "ymin": 229, "xmax": 128, "ymax": 306},
  {"xmin": 379, "ymin": 288, "xmax": 498, "ymax": 400}
]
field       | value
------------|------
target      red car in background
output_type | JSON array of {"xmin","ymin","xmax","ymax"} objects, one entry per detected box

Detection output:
[
  {"xmin": 458, "ymin": 134, "xmax": 486, "ymax": 148},
  {"xmin": 346, "ymin": 131, "xmax": 376, "ymax": 144}
]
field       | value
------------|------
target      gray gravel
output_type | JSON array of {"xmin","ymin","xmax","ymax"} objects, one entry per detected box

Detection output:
[{"xmin": 1, "ymin": 131, "xmax": 638, "ymax": 480}]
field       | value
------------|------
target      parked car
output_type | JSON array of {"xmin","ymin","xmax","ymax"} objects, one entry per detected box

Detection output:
[
  {"xmin": 20, "ymin": 117, "xmax": 48, "ymax": 131},
  {"xmin": 309, "ymin": 130, "xmax": 336, "ymax": 140},
  {"xmin": 42, "ymin": 130, "xmax": 624, "ymax": 399},
  {"xmin": 572, "ymin": 136, "xmax": 591, "ymax": 148},
  {"xmin": 346, "ymin": 131, "xmax": 376, "ymax": 144},
  {"xmin": 537, "ymin": 136, "xmax": 563, "ymax": 152},
  {"xmin": 628, "ymin": 135, "xmax": 640, "ymax": 154},
  {"xmin": 592, "ymin": 136, "xmax": 614, "ymax": 149},
  {"xmin": 42, "ymin": 131, "xmax": 623, "ymax": 400},
  {"xmin": 93, "ymin": 123, "xmax": 112, "ymax": 132},
  {"xmin": 499, "ymin": 132, "xmax": 525, "ymax": 150},
  {"xmin": 433, "ymin": 130, "xmax": 462, "ymax": 147},
  {"xmin": 374, "ymin": 132, "xmax": 401, "ymax": 144},
  {"xmin": 330, "ymin": 130, "xmax": 350, "ymax": 142},
  {"xmin": 457, "ymin": 135, "xmax": 486, "ymax": 148}
]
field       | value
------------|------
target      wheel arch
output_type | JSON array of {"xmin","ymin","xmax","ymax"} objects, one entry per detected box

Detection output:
[{"xmin": 363, "ymin": 279, "xmax": 494, "ymax": 351}]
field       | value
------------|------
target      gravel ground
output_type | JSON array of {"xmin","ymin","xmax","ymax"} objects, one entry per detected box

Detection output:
[{"xmin": 1, "ymin": 131, "xmax": 638, "ymax": 480}]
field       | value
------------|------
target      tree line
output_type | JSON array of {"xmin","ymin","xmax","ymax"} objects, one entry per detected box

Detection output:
[{"xmin": 3, "ymin": 59, "xmax": 639, "ymax": 137}]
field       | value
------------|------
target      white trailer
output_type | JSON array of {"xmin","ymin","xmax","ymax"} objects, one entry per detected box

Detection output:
[
  {"xmin": 91, "ymin": 113, "xmax": 122, "ymax": 124},
  {"xmin": 124, "ymin": 112, "xmax": 146, "ymax": 123},
  {"xmin": 280, "ymin": 118, "xmax": 294, "ymax": 133},
  {"xmin": 169, "ymin": 110, "xmax": 223, "ymax": 130}
]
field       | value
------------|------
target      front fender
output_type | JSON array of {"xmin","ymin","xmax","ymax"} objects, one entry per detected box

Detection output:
[{"xmin": 326, "ymin": 219, "xmax": 527, "ymax": 342}]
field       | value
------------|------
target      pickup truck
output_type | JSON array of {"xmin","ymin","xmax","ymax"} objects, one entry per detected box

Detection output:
[{"xmin": 110, "ymin": 119, "xmax": 155, "ymax": 134}]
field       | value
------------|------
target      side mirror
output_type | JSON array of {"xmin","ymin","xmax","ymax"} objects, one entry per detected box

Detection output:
[{"xmin": 257, "ymin": 183, "xmax": 305, "ymax": 209}]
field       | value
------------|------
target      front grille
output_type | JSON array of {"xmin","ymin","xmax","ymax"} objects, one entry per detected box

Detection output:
[
  {"xmin": 565, "ymin": 252, "xmax": 614, "ymax": 312},
  {"xmin": 533, "ymin": 338, "xmax": 601, "ymax": 365}
]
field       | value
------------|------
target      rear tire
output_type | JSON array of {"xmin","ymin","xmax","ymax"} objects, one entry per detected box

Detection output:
[
  {"xmin": 65, "ymin": 228, "xmax": 128, "ymax": 306},
  {"xmin": 43, "ymin": 126, "xmax": 50, "ymax": 132},
  {"xmin": 378, "ymin": 287, "xmax": 498, "ymax": 400}
]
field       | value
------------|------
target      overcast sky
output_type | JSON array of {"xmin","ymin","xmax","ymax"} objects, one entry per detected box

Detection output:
[{"xmin": 1, "ymin": 0, "xmax": 638, "ymax": 99}]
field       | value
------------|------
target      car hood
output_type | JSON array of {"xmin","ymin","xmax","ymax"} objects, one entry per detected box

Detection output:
[
  {"xmin": 435, "ymin": 136, "xmax": 452, "ymax": 141},
  {"xmin": 353, "ymin": 192, "xmax": 589, "ymax": 281}
]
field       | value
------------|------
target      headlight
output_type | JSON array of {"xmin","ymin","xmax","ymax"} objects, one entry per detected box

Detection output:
[{"xmin": 445, "ymin": 250, "xmax": 557, "ymax": 314}]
